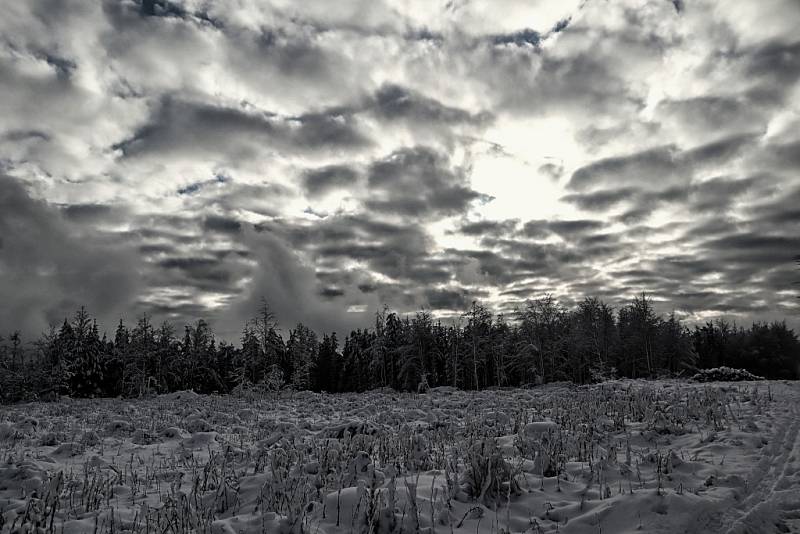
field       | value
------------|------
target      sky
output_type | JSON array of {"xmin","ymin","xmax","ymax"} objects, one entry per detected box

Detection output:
[{"xmin": 1, "ymin": 0, "xmax": 799, "ymax": 340}]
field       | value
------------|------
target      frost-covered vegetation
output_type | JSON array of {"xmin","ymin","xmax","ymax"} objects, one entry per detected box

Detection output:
[
  {"xmin": 3, "ymin": 296, "xmax": 800, "ymax": 402},
  {"xmin": 2, "ymin": 381, "xmax": 799, "ymax": 533}
]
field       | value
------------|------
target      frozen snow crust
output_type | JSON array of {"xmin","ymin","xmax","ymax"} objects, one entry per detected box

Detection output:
[{"xmin": 1, "ymin": 380, "xmax": 799, "ymax": 533}]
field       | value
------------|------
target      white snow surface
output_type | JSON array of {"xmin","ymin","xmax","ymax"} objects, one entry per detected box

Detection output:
[{"xmin": 1, "ymin": 380, "xmax": 799, "ymax": 533}]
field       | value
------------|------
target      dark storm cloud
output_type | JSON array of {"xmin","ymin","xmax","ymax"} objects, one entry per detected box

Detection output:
[
  {"xmin": 113, "ymin": 96, "xmax": 370, "ymax": 161},
  {"xmin": 689, "ymin": 175, "xmax": 769, "ymax": 212},
  {"xmin": 759, "ymin": 140, "xmax": 800, "ymax": 171},
  {"xmin": 512, "ymin": 219, "xmax": 609, "ymax": 245},
  {"xmin": 700, "ymin": 234, "xmax": 800, "ymax": 268},
  {"xmin": 257, "ymin": 213, "xmax": 431, "ymax": 257},
  {"xmin": 576, "ymin": 122, "xmax": 662, "ymax": 153},
  {"xmin": 564, "ymin": 174, "xmax": 774, "ymax": 226},
  {"xmin": 577, "ymin": 232, "xmax": 620, "ymax": 250},
  {"xmin": 684, "ymin": 133, "xmax": 757, "ymax": 167},
  {"xmin": 370, "ymin": 84, "xmax": 492, "ymax": 126},
  {"xmin": 157, "ymin": 256, "xmax": 234, "ymax": 284},
  {"xmin": 255, "ymin": 212, "xmax": 440, "ymax": 289},
  {"xmin": 747, "ymin": 185, "xmax": 800, "ymax": 228},
  {"xmin": 491, "ymin": 28, "xmax": 542, "ymax": 48},
  {"xmin": 134, "ymin": 214, "xmax": 199, "ymax": 236},
  {"xmin": 214, "ymin": 226, "xmax": 378, "ymax": 337},
  {"xmin": 443, "ymin": 240, "xmax": 593, "ymax": 287},
  {"xmin": 100, "ymin": 0, "xmax": 354, "ymax": 107},
  {"xmin": 561, "ymin": 188, "xmax": 637, "ymax": 211},
  {"xmin": 0, "ymin": 175, "xmax": 144, "ymax": 335},
  {"xmin": 568, "ymin": 131, "xmax": 759, "ymax": 192},
  {"xmin": 2, "ymin": 130, "xmax": 51, "ymax": 142},
  {"xmin": 203, "ymin": 215, "xmax": 242, "ymax": 234},
  {"xmin": 457, "ymin": 2, "xmax": 663, "ymax": 120},
  {"xmin": 138, "ymin": 243, "xmax": 177, "ymax": 255},
  {"xmin": 242, "ymin": 30, "xmax": 350, "ymax": 88},
  {"xmin": 319, "ymin": 286, "xmax": 345, "ymax": 299},
  {"xmin": 744, "ymin": 40, "xmax": 800, "ymax": 104},
  {"xmin": 613, "ymin": 207, "xmax": 649, "ymax": 225},
  {"xmin": 567, "ymin": 145, "xmax": 683, "ymax": 192},
  {"xmin": 365, "ymin": 146, "xmax": 489, "ymax": 218},
  {"xmin": 453, "ymin": 219, "xmax": 519, "ymax": 237},
  {"xmin": 62, "ymin": 203, "xmax": 128, "ymax": 224},
  {"xmin": 425, "ymin": 287, "xmax": 473, "ymax": 310},
  {"xmin": 656, "ymin": 96, "xmax": 768, "ymax": 138},
  {"xmin": 133, "ymin": 211, "xmax": 249, "ymax": 264},
  {"xmin": 41, "ymin": 53, "xmax": 77, "ymax": 80},
  {"xmin": 249, "ymin": 210, "xmax": 501, "ymax": 318},
  {"xmin": 144, "ymin": 301, "xmax": 218, "ymax": 319},
  {"xmin": 598, "ymin": 199, "xmax": 800, "ymax": 317},
  {"xmin": 501, "ymin": 43, "xmax": 641, "ymax": 118},
  {"xmin": 302, "ymin": 165, "xmax": 360, "ymax": 197},
  {"xmin": 357, "ymin": 282, "xmax": 378, "ymax": 293}
]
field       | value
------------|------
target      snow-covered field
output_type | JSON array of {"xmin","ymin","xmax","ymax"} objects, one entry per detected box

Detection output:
[{"xmin": 2, "ymin": 381, "xmax": 799, "ymax": 534}]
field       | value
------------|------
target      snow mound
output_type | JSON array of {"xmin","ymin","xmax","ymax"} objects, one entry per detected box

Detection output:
[
  {"xmin": 105, "ymin": 419, "xmax": 135, "ymax": 435},
  {"xmin": 132, "ymin": 428, "xmax": 158, "ymax": 445},
  {"xmin": 160, "ymin": 426, "xmax": 188, "ymax": 440},
  {"xmin": 692, "ymin": 366, "xmax": 764, "ymax": 382},
  {"xmin": 0, "ymin": 423, "xmax": 18, "ymax": 441},
  {"xmin": 185, "ymin": 417, "xmax": 215, "ymax": 433},
  {"xmin": 39, "ymin": 432, "xmax": 61, "ymax": 446},
  {"xmin": 80, "ymin": 430, "xmax": 101, "ymax": 446},
  {"xmin": 182, "ymin": 431, "xmax": 219, "ymax": 448},
  {"xmin": 50, "ymin": 442, "xmax": 83, "ymax": 457},
  {"xmin": 237, "ymin": 408, "xmax": 257, "ymax": 421},
  {"xmin": 523, "ymin": 420, "xmax": 559, "ymax": 437},
  {"xmin": 161, "ymin": 390, "xmax": 200, "ymax": 401},
  {"xmin": 15, "ymin": 417, "xmax": 39, "ymax": 436},
  {"xmin": 322, "ymin": 419, "xmax": 380, "ymax": 438}
]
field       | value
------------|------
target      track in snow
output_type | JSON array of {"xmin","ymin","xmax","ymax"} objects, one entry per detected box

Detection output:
[{"xmin": 692, "ymin": 392, "xmax": 800, "ymax": 534}]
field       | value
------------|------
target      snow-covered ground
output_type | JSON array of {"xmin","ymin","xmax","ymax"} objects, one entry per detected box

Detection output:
[{"xmin": 1, "ymin": 381, "xmax": 799, "ymax": 534}]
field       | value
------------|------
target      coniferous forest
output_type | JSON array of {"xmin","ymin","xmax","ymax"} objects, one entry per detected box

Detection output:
[{"xmin": 2, "ymin": 294, "xmax": 798, "ymax": 403}]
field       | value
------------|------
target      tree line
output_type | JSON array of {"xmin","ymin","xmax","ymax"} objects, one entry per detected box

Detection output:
[{"xmin": 1, "ymin": 294, "xmax": 798, "ymax": 402}]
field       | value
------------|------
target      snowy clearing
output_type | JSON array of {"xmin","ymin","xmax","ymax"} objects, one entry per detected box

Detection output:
[{"xmin": 1, "ymin": 381, "xmax": 799, "ymax": 534}]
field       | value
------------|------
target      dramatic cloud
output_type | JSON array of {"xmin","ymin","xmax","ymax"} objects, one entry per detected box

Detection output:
[
  {"xmin": 1, "ymin": 0, "xmax": 798, "ymax": 339},
  {"xmin": 0, "ymin": 175, "xmax": 144, "ymax": 334}
]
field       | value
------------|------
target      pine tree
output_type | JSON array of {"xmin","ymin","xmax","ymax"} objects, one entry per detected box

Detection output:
[
  {"xmin": 659, "ymin": 312, "xmax": 697, "ymax": 374},
  {"xmin": 60, "ymin": 308, "xmax": 105, "ymax": 397},
  {"xmin": 314, "ymin": 333, "xmax": 340, "ymax": 392},
  {"xmin": 463, "ymin": 301, "xmax": 491, "ymax": 390},
  {"xmin": 518, "ymin": 296, "xmax": 565, "ymax": 382},
  {"xmin": 254, "ymin": 298, "xmax": 281, "ymax": 370},
  {"xmin": 287, "ymin": 323, "xmax": 318, "ymax": 390},
  {"xmin": 238, "ymin": 321, "xmax": 261, "ymax": 387},
  {"xmin": 369, "ymin": 307, "xmax": 389, "ymax": 387},
  {"xmin": 125, "ymin": 315, "xmax": 156, "ymax": 396},
  {"xmin": 154, "ymin": 321, "xmax": 177, "ymax": 392},
  {"xmin": 618, "ymin": 294, "xmax": 659, "ymax": 378}
]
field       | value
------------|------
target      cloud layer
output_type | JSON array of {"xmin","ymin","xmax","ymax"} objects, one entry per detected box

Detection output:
[{"xmin": 1, "ymin": 0, "xmax": 798, "ymax": 338}]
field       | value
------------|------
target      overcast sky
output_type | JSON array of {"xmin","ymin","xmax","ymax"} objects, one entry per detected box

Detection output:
[{"xmin": 1, "ymin": 0, "xmax": 799, "ymax": 340}]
